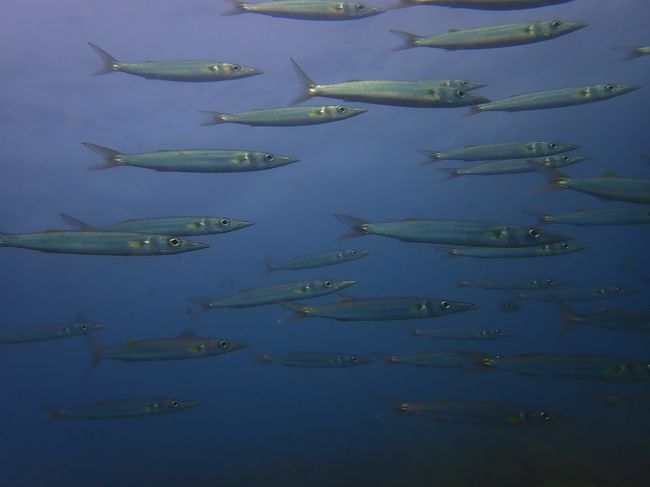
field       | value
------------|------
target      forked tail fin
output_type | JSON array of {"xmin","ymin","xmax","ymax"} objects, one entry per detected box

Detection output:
[
  {"xmin": 437, "ymin": 168, "xmax": 462, "ymax": 181},
  {"xmin": 88, "ymin": 43, "xmax": 120, "ymax": 75},
  {"xmin": 388, "ymin": 30, "xmax": 419, "ymax": 51},
  {"xmin": 222, "ymin": 0, "xmax": 247, "ymax": 16},
  {"xmin": 82, "ymin": 142, "xmax": 122, "ymax": 170},
  {"xmin": 40, "ymin": 404, "xmax": 63, "ymax": 420},
  {"xmin": 276, "ymin": 301, "xmax": 309, "ymax": 322},
  {"xmin": 199, "ymin": 110, "xmax": 230, "ymax": 126},
  {"xmin": 333, "ymin": 214, "xmax": 370, "ymax": 239},
  {"xmin": 84, "ymin": 335, "xmax": 103, "ymax": 373},
  {"xmin": 289, "ymin": 58, "xmax": 317, "ymax": 105}
]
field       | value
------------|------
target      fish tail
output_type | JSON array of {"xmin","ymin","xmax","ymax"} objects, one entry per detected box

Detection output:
[
  {"xmin": 276, "ymin": 301, "xmax": 309, "ymax": 322},
  {"xmin": 431, "ymin": 245, "xmax": 456, "ymax": 260},
  {"xmin": 185, "ymin": 297, "xmax": 216, "ymax": 316},
  {"xmin": 416, "ymin": 149, "xmax": 444, "ymax": 163},
  {"xmin": 376, "ymin": 396, "xmax": 407, "ymax": 417},
  {"xmin": 462, "ymin": 106, "xmax": 483, "ymax": 118},
  {"xmin": 388, "ymin": 30, "xmax": 418, "ymax": 51},
  {"xmin": 88, "ymin": 42, "xmax": 120, "ymax": 75},
  {"xmin": 614, "ymin": 47, "xmax": 644, "ymax": 61},
  {"xmin": 522, "ymin": 210, "xmax": 550, "ymax": 225},
  {"xmin": 261, "ymin": 262, "xmax": 278, "ymax": 275},
  {"xmin": 250, "ymin": 352, "xmax": 271, "ymax": 363},
  {"xmin": 222, "ymin": 0, "xmax": 247, "ymax": 16},
  {"xmin": 530, "ymin": 164, "xmax": 566, "ymax": 193},
  {"xmin": 82, "ymin": 142, "xmax": 122, "ymax": 171},
  {"xmin": 84, "ymin": 335, "xmax": 103, "ymax": 373},
  {"xmin": 289, "ymin": 58, "xmax": 316, "ymax": 105},
  {"xmin": 40, "ymin": 404, "xmax": 63, "ymax": 420},
  {"xmin": 550, "ymin": 298, "xmax": 580, "ymax": 334},
  {"xmin": 199, "ymin": 110, "xmax": 229, "ymax": 126},
  {"xmin": 437, "ymin": 168, "xmax": 461, "ymax": 181},
  {"xmin": 59, "ymin": 213, "xmax": 95, "ymax": 230},
  {"xmin": 333, "ymin": 213, "xmax": 370, "ymax": 239}
]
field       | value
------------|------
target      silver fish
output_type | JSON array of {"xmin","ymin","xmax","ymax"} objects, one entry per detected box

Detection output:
[
  {"xmin": 419, "ymin": 141, "xmax": 579, "ymax": 162},
  {"xmin": 439, "ymin": 154, "xmax": 588, "ymax": 179},
  {"xmin": 384, "ymin": 350, "xmax": 486, "ymax": 367},
  {"xmin": 265, "ymin": 249, "xmax": 372, "ymax": 272},
  {"xmin": 223, "ymin": 0, "xmax": 385, "ymax": 20},
  {"xmin": 434, "ymin": 241, "xmax": 586, "ymax": 258},
  {"xmin": 412, "ymin": 327, "xmax": 513, "ymax": 340},
  {"xmin": 201, "ymin": 105, "xmax": 367, "ymax": 127},
  {"xmin": 458, "ymin": 276, "xmax": 566, "ymax": 289},
  {"xmin": 515, "ymin": 286, "xmax": 636, "ymax": 302},
  {"xmin": 557, "ymin": 301, "xmax": 650, "ymax": 334},
  {"xmin": 390, "ymin": 0, "xmax": 575, "ymax": 10},
  {"xmin": 0, "ymin": 318, "xmax": 106, "ymax": 344},
  {"xmin": 254, "ymin": 351, "xmax": 375, "ymax": 367},
  {"xmin": 42, "ymin": 398, "xmax": 199, "ymax": 420},
  {"xmin": 529, "ymin": 207, "xmax": 650, "ymax": 226}
]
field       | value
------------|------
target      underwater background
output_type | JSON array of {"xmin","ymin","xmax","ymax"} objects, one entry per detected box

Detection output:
[{"xmin": 1, "ymin": 0, "xmax": 649, "ymax": 485}]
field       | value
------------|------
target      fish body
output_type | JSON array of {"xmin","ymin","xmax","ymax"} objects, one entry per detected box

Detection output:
[
  {"xmin": 89, "ymin": 43, "xmax": 260, "ymax": 81},
  {"xmin": 412, "ymin": 327, "xmax": 513, "ymax": 340},
  {"xmin": 515, "ymin": 286, "xmax": 636, "ymax": 301},
  {"xmin": 392, "ymin": 0, "xmax": 575, "ymax": 10},
  {"xmin": 559, "ymin": 302, "xmax": 650, "ymax": 333},
  {"xmin": 439, "ymin": 154, "xmax": 588, "ymax": 178},
  {"xmin": 532, "ymin": 207, "xmax": 650, "ymax": 225},
  {"xmin": 187, "ymin": 279, "xmax": 357, "ymax": 312},
  {"xmin": 201, "ymin": 105, "xmax": 367, "ymax": 126},
  {"xmin": 224, "ymin": 0, "xmax": 385, "ymax": 20},
  {"xmin": 436, "ymin": 240, "xmax": 586, "ymax": 258},
  {"xmin": 458, "ymin": 276, "xmax": 566, "ymax": 289},
  {"xmin": 265, "ymin": 249, "xmax": 372, "ymax": 272},
  {"xmin": 0, "ymin": 231, "xmax": 207, "ymax": 256},
  {"xmin": 0, "ymin": 321, "xmax": 106, "ymax": 344},
  {"xmin": 60, "ymin": 214, "xmax": 253, "ymax": 236},
  {"xmin": 43, "ymin": 398, "xmax": 199, "ymax": 420},
  {"xmin": 620, "ymin": 46, "xmax": 650, "ymax": 60},
  {"xmin": 279, "ymin": 296, "xmax": 477, "ymax": 321},
  {"xmin": 470, "ymin": 83, "xmax": 639, "ymax": 113},
  {"xmin": 255, "ymin": 351, "xmax": 375, "ymax": 367},
  {"xmin": 335, "ymin": 214, "xmax": 570, "ymax": 247},
  {"xmin": 391, "ymin": 20, "xmax": 585, "ymax": 51},
  {"xmin": 290, "ymin": 58, "xmax": 488, "ymax": 107},
  {"xmin": 82, "ymin": 143, "xmax": 299, "ymax": 173},
  {"xmin": 384, "ymin": 350, "xmax": 486, "ymax": 367},
  {"xmin": 419, "ymin": 141, "xmax": 578, "ymax": 162}
]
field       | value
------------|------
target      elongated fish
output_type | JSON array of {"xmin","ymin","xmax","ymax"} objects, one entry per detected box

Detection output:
[
  {"xmin": 88, "ymin": 43, "xmax": 260, "ymax": 82},
  {"xmin": 265, "ymin": 249, "xmax": 372, "ymax": 272},
  {"xmin": 85, "ymin": 331, "xmax": 250, "ymax": 371},
  {"xmin": 439, "ymin": 154, "xmax": 588, "ymax": 179},
  {"xmin": 618, "ymin": 46, "xmax": 650, "ymax": 60},
  {"xmin": 412, "ymin": 327, "xmax": 513, "ymax": 340},
  {"xmin": 434, "ymin": 241, "xmax": 586, "ymax": 258},
  {"xmin": 224, "ymin": 0, "xmax": 385, "ymax": 20},
  {"xmin": 478, "ymin": 353, "xmax": 650, "ymax": 381},
  {"xmin": 419, "ymin": 141, "xmax": 578, "ymax": 162},
  {"xmin": 0, "ymin": 230, "xmax": 207, "ymax": 256},
  {"xmin": 82, "ymin": 142, "xmax": 299, "ymax": 173},
  {"xmin": 391, "ymin": 20, "xmax": 585, "ymax": 51},
  {"xmin": 469, "ymin": 83, "xmax": 639, "ymax": 114},
  {"xmin": 201, "ymin": 105, "xmax": 367, "ymax": 127},
  {"xmin": 384, "ymin": 350, "xmax": 487, "ymax": 367},
  {"xmin": 42, "ymin": 398, "xmax": 199, "ymax": 420},
  {"xmin": 187, "ymin": 279, "xmax": 357, "ymax": 314},
  {"xmin": 335, "ymin": 214, "xmax": 570, "ymax": 247},
  {"xmin": 290, "ymin": 58, "xmax": 488, "ymax": 107},
  {"xmin": 458, "ymin": 276, "xmax": 566, "ymax": 289},
  {"xmin": 535, "ymin": 167, "xmax": 650, "ymax": 204},
  {"xmin": 254, "ymin": 351, "xmax": 375, "ymax": 367},
  {"xmin": 380, "ymin": 397, "xmax": 572, "ymax": 428},
  {"xmin": 391, "ymin": 0, "xmax": 575, "ymax": 10},
  {"xmin": 557, "ymin": 301, "xmax": 650, "ymax": 333},
  {"xmin": 279, "ymin": 295, "xmax": 477, "ymax": 321},
  {"xmin": 0, "ymin": 318, "xmax": 106, "ymax": 344},
  {"xmin": 530, "ymin": 207, "xmax": 650, "ymax": 226},
  {"xmin": 60, "ymin": 213, "xmax": 253, "ymax": 236},
  {"xmin": 515, "ymin": 286, "xmax": 636, "ymax": 302}
]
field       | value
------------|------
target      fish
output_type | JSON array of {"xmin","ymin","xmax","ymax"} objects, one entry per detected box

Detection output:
[
  {"xmin": 535, "ymin": 167, "xmax": 650, "ymax": 205},
  {"xmin": 468, "ymin": 83, "xmax": 640, "ymax": 114},
  {"xmin": 41, "ymin": 398, "xmax": 199, "ymax": 420},
  {"xmin": 334, "ymin": 214, "xmax": 571, "ymax": 247},
  {"xmin": 383, "ymin": 351, "xmax": 488, "ymax": 367},
  {"xmin": 556, "ymin": 301, "xmax": 650, "ymax": 334},
  {"xmin": 434, "ymin": 241, "xmax": 587, "ymax": 258},
  {"xmin": 200, "ymin": 105, "xmax": 367, "ymax": 127},
  {"xmin": 0, "ymin": 230, "xmax": 207, "ymax": 256},
  {"xmin": 254, "ymin": 351, "xmax": 375, "ymax": 367},
  {"xmin": 380, "ymin": 397, "xmax": 573, "ymax": 427},
  {"xmin": 186, "ymin": 279, "xmax": 357, "ymax": 313},
  {"xmin": 438, "ymin": 154, "xmax": 588, "ymax": 179},
  {"xmin": 477, "ymin": 353, "xmax": 650, "ymax": 381},
  {"xmin": 515, "ymin": 286, "xmax": 636, "ymax": 302},
  {"xmin": 290, "ymin": 58, "xmax": 489, "ymax": 108},
  {"xmin": 418, "ymin": 141, "xmax": 579, "ymax": 162},
  {"xmin": 458, "ymin": 276, "xmax": 566, "ymax": 289},
  {"xmin": 0, "ymin": 317, "xmax": 106, "ymax": 344},
  {"xmin": 82, "ymin": 142, "xmax": 299, "ymax": 173},
  {"xmin": 599, "ymin": 392, "xmax": 650, "ymax": 410},
  {"xmin": 618, "ymin": 46, "xmax": 650, "ymax": 60},
  {"xmin": 264, "ymin": 249, "xmax": 372, "ymax": 272},
  {"xmin": 390, "ymin": 0, "xmax": 575, "ymax": 10},
  {"xmin": 528, "ymin": 207, "xmax": 650, "ymax": 226},
  {"xmin": 390, "ymin": 20, "xmax": 586, "ymax": 51},
  {"xmin": 223, "ymin": 0, "xmax": 385, "ymax": 20},
  {"xmin": 278, "ymin": 295, "xmax": 477, "ymax": 321},
  {"xmin": 88, "ymin": 43, "xmax": 260, "ymax": 81},
  {"xmin": 500, "ymin": 301, "xmax": 521, "ymax": 313},
  {"xmin": 60, "ymin": 213, "xmax": 253, "ymax": 236},
  {"xmin": 412, "ymin": 327, "xmax": 514, "ymax": 340}
]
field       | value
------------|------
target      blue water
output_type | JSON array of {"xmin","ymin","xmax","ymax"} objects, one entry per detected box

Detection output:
[{"xmin": 1, "ymin": 1, "xmax": 649, "ymax": 485}]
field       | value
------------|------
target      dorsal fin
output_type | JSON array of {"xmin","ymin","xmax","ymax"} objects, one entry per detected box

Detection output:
[{"xmin": 60, "ymin": 213, "xmax": 95, "ymax": 230}]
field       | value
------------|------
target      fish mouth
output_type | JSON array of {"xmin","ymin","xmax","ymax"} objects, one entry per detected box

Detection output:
[
  {"xmin": 466, "ymin": 95, "xmax": 491, "ymax": 105},
  {"xmin": 465, "ymin": 82, "xmax": 488, "ymax": 91},
  {"xmin": 566, "ymin": 21, "xmax": 589, "ymax": 32},
  {"xmin": 337, "ymin": 280, "xmax": 358, "ymax": 289},
  {"xmin": 349, "ymin": 107, "xmax": 368, "ymax": 116},
  {"xmin": 233, "ymin": 220, "xmax": 254, "ymax": 229},
  {"xmin": 185, "ymin": 241, "xmax": 210, "ymax": 252},
  {"xmin": 277, "ymin": 156, "xmax": 300, "ymax": 166},
  {"xmin": 243, "ymin": 67, "xmax": 263, "ymax": 77}
]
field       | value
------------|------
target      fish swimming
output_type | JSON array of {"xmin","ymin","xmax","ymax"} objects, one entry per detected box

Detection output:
[
  {"xmin": 419, "ymin": 141, "xmax": 579, "ymax": 162},
  {"xmin": 254, "ymin": 351, "xmax": 375, "ymax": 367},
  {"xmin": 223, "ymin": 0, "xmax": 385, "ymax": 20},
  {"xmin": 529, "ymin": 207, "xmax": 650, "ymax": 226},
  {"xmin": 458, "ymin": 276, "xmax": 566, "ymax": 289},
  {"xmin": 0, "ymin": 230, "xmax": 207, "ymax": 256},
  {"xmin": 187, "ymin": 279, "xmax": 357, "ymax": 314},
  {"xmin": 290, "ymin": 58, "xmax": 489, "ymax": 108},
  {"xmin": 515, "ymin": 286, "xmax": 636, "ymax": 302},
  {"xmin": 42, "ymin": 398, "xmax": 199, "ymax": 420},
  {"xmin": 88, "ymin": 43, "xmax": 260, "ymax": 82},
  {"xmin": 556, "ymin": 301, "xmax": 650, "ymax": 334},
  {"xmin": 279, "ymin": 295, "xmax": 477, "ymax": 321},
  {"xmin": 438, "ymin": 154, "xmax": 588, "ymax": 179},
  {"xmin": 82, "ymin": 143, "xmax": 299, "ymax": 173},
  {"xmin": 390, "ymin": 20, "xmax": 586, "ymax": 51},
  {"xmin": 201, "ymin": 105, "xmax": 367, "ymax": 127},
  {"xmin": 618, "ymin": 46, "xmax": 650, "ymax": 60},
  {"xmin": 384, "ymin": 350, "xmax": 487, "ymax": 367},
  {"xmin": 335, "ymin": 214, "xmax": 570, "ymax": 247},
  {"xmin": 412, "ymin": 327, "xmax": 513, "ymax": 340},
  {"xmin": 264, "ymin": 249, "xmax": 372, "ymax": 272},
  {"xmin": 469, "ymin": 83, "xmax": 640, "ymax": 114},
  {"xmin": 0, "ymin": 317, "xmax": 106, "ymax": 344},
  {"xmin": 434, "ymin": 241, "xmax": 586, "ymax": 258},
  {"xmin": 390, "ymin": 0, "xmax": 575, "ymax": 10}
]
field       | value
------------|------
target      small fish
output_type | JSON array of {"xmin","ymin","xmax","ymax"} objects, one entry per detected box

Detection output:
[
  {"xmin": 515, "ymin": 286, "xmax": 636, "ymax": 302},
  {"xmin": 82, "ymin": 143, "xmax": 299, "ymax": 173},
  {"xmin": 60, "ymin": 213, "xmax": 253, "ymax": 236},
  {"xmin": 412, "ymin": 327, "xmax": 513, "ymax": 340},
  {"xmin": 390, "ymin": 20, "xmax": 585, "ymax": 51},
  {"xmin": 529, "ymin": 207, "xmax": 650, "ymax": 226},
  {"xmin": 556, "ymin": 301, "xmax": 650, "ymax": 334},
  {"xmin": 88, "ymin": 43, "xmax": 260, "ymax": 82},
  {"xmin": 264, "ymin": 249, "xmax": 372, "ymax": 272},
  {"xmin": 438, "ymin": 154, "xmax": 588, "ymax": 179},
  {"xmin": 224, "ymin": 0, "xmax": 385, "ymax": 20},
  {"xmin": 187, "ymin": 279, "xmax": 357, "ymax": 314},
  {"xmin": 458, "ymin": 276, "xmax": 566, "ymax": 289},
  {"xmin": 434, "ymin": 241, "xmax": 586, "ymax": 258},
  {"xmin": 290, "ymin": 58, "xmax": 488, "ymax": 108},
  {"xmin": 201, "ymin": 105, "xmax": 367, "ymax": 127},
  {"xmin": 384, "ymin": 350, "xmax": 487, "ymax": 367},
  {"xmin": 254, "ymin": 351, "xmax": 375, "ymax": 367},
  {"xmin": 279, "ymin": 295, "xmax": 477, "ymax": 321},
  {"xmin": 618, "ymin": 46, "xmax": 650, "ymax": 61},
  {"xmin": 0, "ymin": 317, "xmax": 106, "ymax": 344},
  {"xmin": 390, "ymin": 0, "xmax": 575, "ymax": 10},
  {"xmin": 42, "ymin": 398, "xmax": 199, "ymax": 420},
  {"xmin": 500, "ymin": 301, "xmax": 521, "ymax": 313},
  {"xmin": 468, "ymin": 83, "xmax": 640, "ymax": 114},
  {"xmin": 418, "ymin": 141, "xmax": 579, "ymax": 162},
  {"xmin": 0, "ymin": 230, "xmax": 207, "ymax": 256},
  {"xmin": 334, "ymin": 214, "xmax": 571, "ymax": 247}
]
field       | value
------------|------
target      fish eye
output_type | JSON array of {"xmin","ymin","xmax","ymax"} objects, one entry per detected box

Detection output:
[
  {"xmin": 461, "ymin": 80, "xmax": 469, "ymax": 87},
  {"xmin": 561, "ymin": 242, "xmax": 570, "ymax": 249},
  {"xmin": 495, "ymin": 329, "xmax": 502, "ymax": 335},
  {"xmin": 546, "ymin": 279, "xmax": 553, "ymax": 285},
  {"xmin": 440, "ymin": 300, "xmax": 451, "ymax": 310},
  {"xmin": 170, "ymin": 400, "xmax": 180, "ymax": 408},
  {"xmin": 230, "ymin": 64, "xmax": 241, "ymax": 72},
  {"xmin": 80, "ymin": 323, "xmax": 89, "ymax": 331},
  {"xmin": 336, "ymin": 106, "xmax": 347, "ymax": 113},
  {"xmin": 324, "ymin": 280, "xmax": 333, "ymax": 288},
  {"xmin": 355, "ymin": 3, "xmax": 365, "ymax": 10},
  {"xmin": 456, "ymin": 90, "xmax": 466, "ymax": 98},
  {"xmin": 606, "ymin": 84, "xmax": 616, "ymax": 92},
  {"xmin": 540, "ymin": 411, "xmax": 551, "ymax": 421},
  {"xmin": 480, "ymin": 330, "xmax": 488, "ymax": 336},
  {"xmin": 549, "ymin": 143, "xmax": 559, "ymax": 150},
  {"xmin": 168, "ymin": 238, "xmax": 181, "ymax": 247},
  {"xmin": 264, "ymin": 153, "xmax": 275, "ymax": 162},
  {"xmin": 351, "ymin": 355, "xmax": 359, "ymax": 363},
  {"xmin": 561, "ymin": 155, "xmax": 569, "ymax": 161},
  {"xmin": 351, "ymin": 250, "xmax": 358, "ymax": 255},
  {"xmin": 551, "ymin": 20, "xmax": 562, "ymax": 29},
  {"xmin": 399, "ymin": 403, "xmax": 409, "ymax": 412},
  {"xmin": 528, "ymin": 228, "xmax": 540, "ymax": 239},
  {"xmin": 218, "ymin": 340, "xmax": 229, "ymax": 349},
  {"xmin": 220, "ymin": 218, "xmax": 231, "ymax": 226}
]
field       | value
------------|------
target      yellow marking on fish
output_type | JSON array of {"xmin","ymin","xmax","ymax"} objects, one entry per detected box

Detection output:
[
  {"xmin": 128, "ymin": 240, "xmax": 143, "ymax": 248},
  {"xmin": 581, "ymin": 87, "xmax": 591, "ymax": 97}
]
